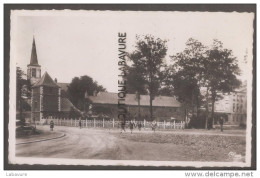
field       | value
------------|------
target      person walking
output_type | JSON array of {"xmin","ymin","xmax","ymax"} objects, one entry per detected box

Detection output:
[
  {"xmin": 219, "ymin": 116, "xmax": 224, "ymax": 132},
  {"xmin": 108, "ymin": 118, "xmax": 113, "ymax": 132},
  {"xmin": 79, "ymin": 118, "xmax": 82, "ymax": 129},
  {"xmin": 129, "ymin": 120, "xmax": 135, "ymax": 134},
  {"xmin": 151, "ymin": 120, "xmax": 157, "ymax": 132},
  {"xmin": 50, "ymin": 120, "xmax": 54, "ymax": 131},
  {"xmin": 120, "ymin": 120, "xmax": 126, "ymax": 133},
  {"xmin": 137, "ymin": 122, "xmax": 142, "ymax": 131}
]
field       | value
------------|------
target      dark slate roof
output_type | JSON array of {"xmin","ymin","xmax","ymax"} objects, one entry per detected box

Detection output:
[
  {"xmin": 32, "ymin": 72, "xmax": 60, "ymax": 88},
  {"xmin": 60, "ymin": 97, "xmax": 74, "ymax": 112},
  {"xmin": 57, "ymin": 83, "xmax": 69, "ymax": 92},
  {"xmin": 28, "ymin": 38, "xmax": 40, "ymax": 67},
  {"xmin": 89, "ymin": 92, "xmax": 181, "ymax": 107}
]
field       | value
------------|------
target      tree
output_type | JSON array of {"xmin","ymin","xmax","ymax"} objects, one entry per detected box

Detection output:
[
  {"xmin": 125, "ymin": 65, "xmax": 148, "ymax": 120},
  {"xmin": 204, "ymin": 40, "xmax": 241, "ymax": 127},
  {"xmin": 128, "ymin": 35, "xmax": 167, "ymax": 121},
  {"xmin": 125, "ymin": 65, "xmax": 147, "ymax": 95},
  {"xmin": 67, "ymin": 75, "xmax": 106, "ymax": 111},
  {"xmin": 170, "ymin": 38, "xmax": 206, "ymax": 117},
  {"xmin": 16, "ymin": 67, "xmax": 30, "ymax": 125}
]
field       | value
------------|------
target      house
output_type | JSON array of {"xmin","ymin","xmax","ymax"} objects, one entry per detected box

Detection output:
[
  {"xmin": 207, "ymin": 83, "xmax": 247, "ymax": 125},
  {"xmin": 87, "ymin": 92, "xmax": 184, "ymax": 121}
]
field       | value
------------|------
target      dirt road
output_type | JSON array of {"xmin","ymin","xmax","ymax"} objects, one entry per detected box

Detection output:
[{"xmin": 16, "ymin": 126, "xmax": 245, "ymax": 161}]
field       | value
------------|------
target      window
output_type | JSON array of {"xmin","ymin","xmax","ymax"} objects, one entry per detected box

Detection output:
[{"xmin": 32, "ymin": 68, "xmax": 36, "ymax": 77}]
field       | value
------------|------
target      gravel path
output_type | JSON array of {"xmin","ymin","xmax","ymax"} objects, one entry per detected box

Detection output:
[{"xmin": 16, "ymin": 126, "xmax": 245, "ymax": 162}]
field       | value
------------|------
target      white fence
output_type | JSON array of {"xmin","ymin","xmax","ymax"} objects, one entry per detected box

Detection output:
[{"xmin": 37, "ymin": 117, "xmax": 185, "ymax": 130}]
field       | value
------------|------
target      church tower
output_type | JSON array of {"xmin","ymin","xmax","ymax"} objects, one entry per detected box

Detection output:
[{"xmin": 27, "ymin": 37, "xmax": 41, "ymax": 85}]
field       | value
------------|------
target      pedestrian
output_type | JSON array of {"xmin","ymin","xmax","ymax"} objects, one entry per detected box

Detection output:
[
  {"xmin": 138, "ymin": 122, "xmax": 142, "ymax": 131},
  {"xmin": 120, "ymin": 120, "xmax": 126, "ymax": 133},
  {"xmin": 151, "ymin": 120, "xmax": 157, "ymax": 132},
  {"xmin": 129, "ymin": 120, "xmax": 135, "ymax": 134},
  {"xmin": 108, "ymin": 118, "xmax": 113, "ymax": 132},
  {"xmin": 219, "ymin": 116, "xmax": 224, "ymax": 132},
  {"xmin": 79, "ymin": 118, "xmax": 82, "ymax": 129},
  {"xmin": 50, "ymin": 120, "xmax": 54, "ymax": 131}
]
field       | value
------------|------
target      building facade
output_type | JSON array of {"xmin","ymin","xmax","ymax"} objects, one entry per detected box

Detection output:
[
  {"xmin": 31, "ymin": 72, "xmax": 61, "ymax": 121},
  {"xmin": 212, "ymin": 84, "xmax": 247, "ymax": 125},
  {"xmin": 87, "ymin": 92, "xmax": 184, "ymax": 121}
]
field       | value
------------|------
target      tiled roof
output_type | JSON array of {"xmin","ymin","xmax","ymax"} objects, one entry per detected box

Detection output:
[
  {"xmin": 57, "ymin": 83, "xmax": 69, "ymax": 92},
  {"xmin": 28, "ymin": 37, "xmax": 40, "ymax": 67},
  {"xmin": 32, "ymin": 72, "xmax": 60, "ymax": 88},
  {"xmin": 89, "ymin": 92, "xmax": 181, "ymax": 107},
  {"xmin": 60, "ymin": 97, "xmax": 74, "ymax": 112}
]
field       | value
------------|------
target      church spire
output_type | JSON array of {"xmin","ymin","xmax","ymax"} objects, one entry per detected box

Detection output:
[
  {"xmin": 27, "ymin": 36, "xmax": 41, "ymax": 85},
  {"xmin": 29, "ymin": 37, "xmax": 40, "ymax": 66}
]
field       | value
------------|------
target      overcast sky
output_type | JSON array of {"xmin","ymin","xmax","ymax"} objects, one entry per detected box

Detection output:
[{"xmin": 11, "ymin": 11, "xmax": 254, "ymax": 92}]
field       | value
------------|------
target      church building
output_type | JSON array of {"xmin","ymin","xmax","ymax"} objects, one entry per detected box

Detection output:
[{"xmin": 27, "ymin": 37, "xmax": 76, "ymax": 122}]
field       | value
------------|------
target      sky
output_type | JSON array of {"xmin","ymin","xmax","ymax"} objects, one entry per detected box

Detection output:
[{"xmin": 11, "ymin": 10, "xmax": 254, "ymax": 92}]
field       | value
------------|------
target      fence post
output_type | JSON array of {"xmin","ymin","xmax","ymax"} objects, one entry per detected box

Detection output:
[
  {"xmin": 103, "ymin": 118, "xmax": 105, "ymax": 128},
  {"xmin": 174, "ymin": 120, "xmax": 176, "ymax": 129},
  {"xmin": 94, "ymin": 118, "xmax": 96, "ymax": 128},
  {"xmin": 144, "ymin": 119, "xmax": 146, "ymax": 127},
  {"xmin": 75, "ymin": 119, "xmax": 76, "ymax": 127},
  {"xmin": 86, "ymin": 118, "xmax": 88, "ymax": 128},
  {"xmin": 113, "ymin": 118, "xmax": 114, "ymax": 128},
  {"xmin": 70, "ymin": 118, "xmax": 72, "ymax": 127},
  {"xmin": 164, "ymin": 120, "xmax": 166, "ymax": 129}
]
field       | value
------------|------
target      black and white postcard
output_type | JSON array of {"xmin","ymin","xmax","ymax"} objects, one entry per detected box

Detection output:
[{"xmin": 5, "ymin": 4, "xmax": 256, "ymax": 169}]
